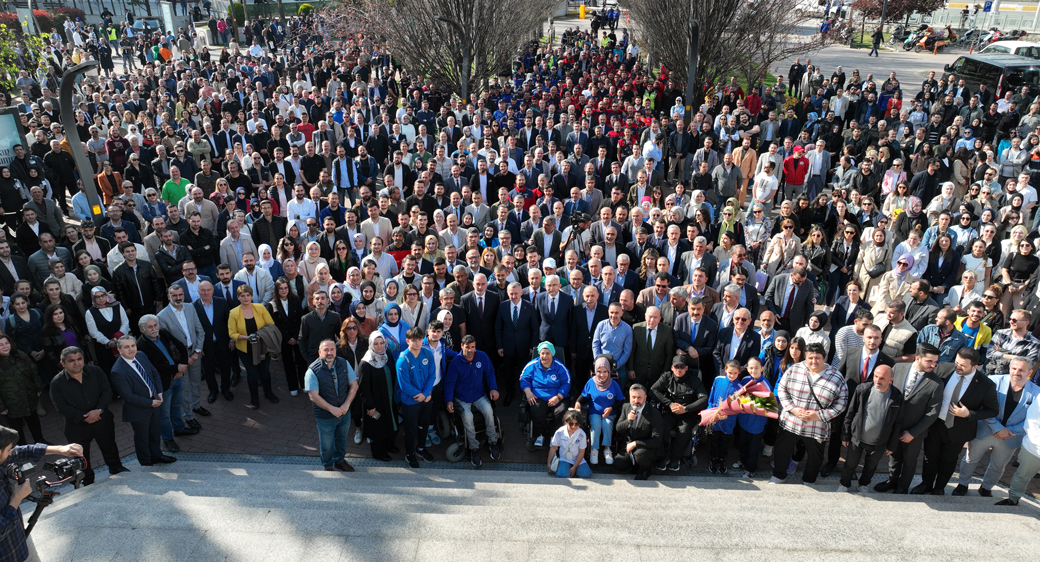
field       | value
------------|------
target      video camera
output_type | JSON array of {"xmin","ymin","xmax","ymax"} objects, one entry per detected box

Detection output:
[
  {"xmin": 569, "ymin": 211, "xmax": 591, "ymax": 233},
  {"xmin": 3, "ymin": 457, "xmax": 86, "ymax": 536}
]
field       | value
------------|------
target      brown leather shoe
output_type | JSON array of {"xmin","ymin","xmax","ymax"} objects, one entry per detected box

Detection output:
[{"xmin": 335, "ymin": 461, "xmax": 355, "ymax": 472}]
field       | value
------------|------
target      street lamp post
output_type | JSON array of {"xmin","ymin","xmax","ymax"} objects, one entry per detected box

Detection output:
[
  {"xmin": 435, "ymin": 15, "xmax": 470, "ymax": 102},
  {"xmin": 684, "ymin": 18, "xmax": 698, "ymax": 124}
]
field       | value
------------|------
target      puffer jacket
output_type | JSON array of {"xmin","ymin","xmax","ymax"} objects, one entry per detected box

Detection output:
[{"xmin": 0, "ymin": 352, "xmax": 42, "ymax": 418}]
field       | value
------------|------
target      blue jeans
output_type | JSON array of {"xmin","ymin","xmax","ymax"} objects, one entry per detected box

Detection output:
[
  {"xmin": 316, "ymin": 414, "xmax": 350, "ymax": 468},
  {"xmin": 555, "ymin": 459, "xmax": 593, "ymax": 478},
  {"xmin": 159, "ymin": 377, "xmax": 185, "ymax": 441},
  {"xmin": 588, "ymin": 414, "xmax": 614, "ymax": 449}
]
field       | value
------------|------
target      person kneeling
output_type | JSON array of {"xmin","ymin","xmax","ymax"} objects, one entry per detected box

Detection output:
[
  {"xmin": 548, "ymin": 409, "xmax": 592, "ymax": 478},
  {"xmin": 613, "ymin": 384, "xmax": 666, "ymax": 480}
]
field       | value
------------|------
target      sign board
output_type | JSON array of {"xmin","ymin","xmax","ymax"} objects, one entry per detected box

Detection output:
[
  {"xmin": 160, "ymin": 2, "xmax": 175, "ymax": 38},
  {"xmin": 0, "ymin": 107, "xmax": 27, "ymax": 169},
  {"xmin": 983, "ymin": 0, "xmax": 992, "ymax": 12}
]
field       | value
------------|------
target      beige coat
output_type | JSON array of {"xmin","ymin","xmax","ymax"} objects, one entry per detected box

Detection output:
[{"xmin": 856, "ymin": 243, "xmax": 894, "ymax": 297}]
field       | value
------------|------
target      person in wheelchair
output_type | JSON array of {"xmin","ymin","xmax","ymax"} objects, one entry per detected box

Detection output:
[
  {"xmin": 521, "ymin": 341, "xmax": 571, "ymax": 451},
  {"xmin": 576, "ymin": 356, "xmax": 623, "ymax": 466},
  {"xmin": 650, "ymin": 355, "xmax": 709, "ymax": 472},
  {"xmin": 547, "ymin": 409, "xmax": 592, "ymax": 479},
  {"xmin": 444, "ymin": 335, "xmax": 503, "ymax": 467}
]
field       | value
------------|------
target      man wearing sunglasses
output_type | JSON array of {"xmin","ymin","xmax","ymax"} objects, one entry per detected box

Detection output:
[{"xmin": 985, "ymin": 309, "xmax": 1040, "ymax": 376}]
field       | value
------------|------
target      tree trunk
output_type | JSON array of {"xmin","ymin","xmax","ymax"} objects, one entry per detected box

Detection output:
[
  {"xmin": 860, "ymin": 11, "xmax": 866, "ymax": 43},
  {"xmin": 278, "ymin": 0, "xmax": 284, "ymax": 19}
]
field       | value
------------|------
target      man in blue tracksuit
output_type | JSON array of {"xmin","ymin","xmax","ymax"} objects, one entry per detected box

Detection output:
[
  {"xmin": 421, "ymin": 320, "xmax": 458, "ymax": 448},
  {"xmin": 444, "ymin": 334, "xmax": 502, "ymax": 466},
  {"xmin": 520, "ymin": 341, "xmax": 571, "ymax": 451},
  {"xmin": 396, "ymin": 327, "xmax": 437, "ymax": 469}
]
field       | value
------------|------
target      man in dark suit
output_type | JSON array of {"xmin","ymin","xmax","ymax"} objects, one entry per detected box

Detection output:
[
  {"xmin": 827, "ymin": 324, "xmax": 895, "ymax": 475},
  {"xmin": 914, "ymin": 347, "xmax": 998, "ymax": 495},
  {"xmin": 109, "ymin": 336, "xmax": 177, "ymax": 466},
  {"xmin": 461, "ymin": 273, "xmax": 501, "ymax": 360},
  {"xmin": 531, "ymin": 217, "xmax": 564, "ymax": 264},
  {"xmin": 626, "ymin": 306, "xmax": 675, "ymax": 390},
  {"xmin": 612, "ymin": 383, "xmax": 667, "ymax": 480},
  {"xmin": 673, "ymin": 297, "xmax": 720, "ymax": 390},
  {"xmin": 763, "ymin": 266, "xmax": 814, "ymax": 333},
  {"xmin": 678, "ymin": 240, "xmax": 718, "ymax": 286},
  {"xmin": 569, "ymin": 285, "xmax": 608, "ymax": 398},
  {"xmin": 0, "ymin": 240, "xmax": 31, "ymax": 295},
  {"xmin": 838, "ymin": 364, "xmax": 904, "ymax": 492},
  {"xmin": 495, "ymin": 282, "xmax": 540, "ymax": 405},
  {"xmin": 876, "ymin": 344, "xmax": 944, "ymax": 493},
  {"xmin": 535, "ymin": 274, "xmax": 573, "ymax": 360},
  {"xmin": 193, "ymin": 280, "xmax": 234, "ymax": 403},
  {"xmin": 712, "ymin": 308, "xmax": 761, "ymax": 379}
]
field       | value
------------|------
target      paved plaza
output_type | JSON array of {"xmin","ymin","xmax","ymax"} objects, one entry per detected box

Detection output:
[{"xmin": 28, "ymin": 456, "xmax": 1040, "ymax": 562}]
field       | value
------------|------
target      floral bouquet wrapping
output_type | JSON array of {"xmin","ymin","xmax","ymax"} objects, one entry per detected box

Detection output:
[{"xmin": 698, "ymin": 380, "xmax": 780, "ymax": 428}]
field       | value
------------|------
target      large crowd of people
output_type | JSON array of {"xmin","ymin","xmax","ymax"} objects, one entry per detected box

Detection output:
[{"xmin": 0, "ymin": 9, "xmax": 1039, "ymax": 527}]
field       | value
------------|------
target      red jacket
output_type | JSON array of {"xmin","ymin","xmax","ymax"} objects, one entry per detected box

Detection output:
[{"xmin": 782, "ymin": 155, "xmax": 810, "ymax": 186}]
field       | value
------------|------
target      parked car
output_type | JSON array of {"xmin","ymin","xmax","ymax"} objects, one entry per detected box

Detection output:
[
  {"xmin": 132, "ymin": 19, "xmax": 164, "ymax": 34},
  {"xmin": 943, "ymin": 53, "xmax": 1040, "ymax": 98},
  {"xmin": 980, "ymin": 40, "xmax": 1040, "ymax": 60}
]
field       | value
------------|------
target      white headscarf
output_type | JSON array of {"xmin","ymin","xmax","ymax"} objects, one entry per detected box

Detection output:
[
  {"xmin": 257, "ymin": 244, "xmax": 277, "ymax": 270},
  {"xmin": 362, "ymin": 332, "xmax": 388, "ymax": 368}
]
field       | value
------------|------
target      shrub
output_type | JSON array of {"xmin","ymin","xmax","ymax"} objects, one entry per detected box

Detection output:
[
  {"xmin": 228, "ymin": 2, "xmax": 245, "ymax": 23},
  {"xmin": 32, "ymin": 9, "xmax": 53, "ymax": 33},
  {"xmin": 298, "ymin": 3, "xmax": 314, "ymax": 16}
]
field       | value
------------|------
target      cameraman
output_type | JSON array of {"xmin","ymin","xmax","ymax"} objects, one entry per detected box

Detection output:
[
  {"xmin": 560, "ymin": 211, "xmax": 592, "ymax": 262},
  {"xmin": 0, "ymin": 427, "xmax": 83, "ymax": 562}
]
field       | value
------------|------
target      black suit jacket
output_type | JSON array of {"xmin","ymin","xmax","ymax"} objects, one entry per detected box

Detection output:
[
  {"xmin": 569, "ymin": 303, "xmax": 608, "ymax": 358},
  {"xmin": 890, "ymin": 363, "xmax": 944, "ymax": 439},
  {"xmin": 193, "ymin": 297, "xmax": 231, "ymax": 352},
  {"xmin": 931, "ymin": 364, "xmax": 999, "ymax": 444},
  {"xmin": 136, "ymin": 329, "xmax": 187, "ymax": 391},
  {"xmin": 495, "ymin": 299, "xmax": 539, "ymax": 356},
  {"xmin": 672, "ymin": 313, "xmax": 719, "ymax": 388},
  {"xmin": 837, "ymin": 347, "xmax": 895, "ymax": 395},
  {"xmin": 615, "ymin": 402, "xmax": 666, "ymax": 456},
  {"xmin": 461, "ymin": 291, "xmax": 500, "ymax": 354},
  {"xmin": 842, "ymin": 382, "xmax": 904, "ymax": 450},
  {"xmin": 109, "ymin": 353, "xmax": 164, "ymax": 423},
  {"xmin": 712, "ymin": 326, "xmax": 761, "ymax": 378},
  {"xmin": 0, "ymin": 256, "xmax": 31, "ymax": 295},
  {"xmin": 763, "ymin": 273, "xmax": 814, "ymax": 332},
  {"xmin": 533, "ymin": 291, "xmax": 573, "ymax": 349}
]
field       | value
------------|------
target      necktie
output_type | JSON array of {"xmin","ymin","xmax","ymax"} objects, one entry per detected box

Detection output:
[
  {"xmin": 646, "ymin": 328, "xmax": 654, "ymax": 351},
  {"xmin": 478, "ymin": 296, "xmax": 484, "ymax": 317},
  {"xmin": 905, "ymin": 371, "xmax": 919, "ymax": 395},
  {"xmin": 512, "ymin": 305, "xmax": 518, "ymax": 326},
  {"xmin": 550, "ymin": 297, "xmax": 556, "ymax": 317},
  {"xmin": 690, "ymin": 322, "xmax": 698, "ymax": 343},
  {"xmin": 133, "ymin": 359, "xmax": 155, "ymax": 398},
  {"xmin": 861, "ymin": 355, "xmax": 870, "ymax": 383},
  {"xmin": 945, "ymin": 376, "xmax": 966, "ymax": 428},
  {"xmin": 225, "ymin": 285, "xmax": 233, "ymax": 303}
]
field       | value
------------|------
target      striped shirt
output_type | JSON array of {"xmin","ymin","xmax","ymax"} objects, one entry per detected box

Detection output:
[
  {"xmin": 830, "ymin": 326, "xmax": 864, "ymax": 368},
  {"xmin": 777, "ymin": 362, "xmax": 849, "ymax": 441}
]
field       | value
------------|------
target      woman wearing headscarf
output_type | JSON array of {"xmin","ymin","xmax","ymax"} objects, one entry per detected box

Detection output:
[
  {"xmin": 892, "ymin": 196, "xmax": 928, "ymax": 246},
  {"xmin": 247, "ymin": 198, "xmax": 264, "ymax": 224},
  {"xmin": 299, "ymin": 241, "xmax": 328, "ymax": 284},
  {"xmin": 0, "ymin": 166, "xmax": 27, "ymax": 230},
  {"xmin": 305, "ymin": 262, "xmax": 335, "ymax": 306},
  {"xmin": 855, "ymin": 226, "xmax": 893, "ymax": 298},
  {"xmin": 357, "ymin": 331, "xmax": 399, "ymax": 462},
  {"xmin": 870, "ymin": 254, "xmax": 918, "ymax": 315},
  {"xmin": 710, "ymin": 204, "xmax": 746, "ymax": 248},
  {"xmin": 382, "ymin": 278, "xmax": 402, "ymax": 306},
  {"xmin": 358, "ymin": 279, "xmax": 385, "ymax": 328},
  {"xmin": 351, "ymin": 233, "xmax": 369, "ymax": 265},
  {"xmin": 575, "ymin": 356, "xmax": 623, "ymax": 466},
  {"xmin": 519, "ymin": 341, "xmax": 571, "ymax": 451},
  {"xmin": 350, "ymin": 301, "xmax": 377, "ymax": 338},
  {"xmin": 343, "ymin": 267, "xmax": 363, "ymax": 302},
  {"xmin": 256, "ymin": 243, "xmax": 284, "ymax": 281},
  {"xmin": 437, "ymin": 309, "xmax": 461, "ymax": 351},
  {"xmin": 378, "ymin": 303, "xmax": 410, "ymax": 362},
  {"xmin": 794, "ymin": 310, "xmax": 831, "ymax": 354},
  {"xmin": 328, "ymin": 283, "xmax": 350, "ymax": 316}
]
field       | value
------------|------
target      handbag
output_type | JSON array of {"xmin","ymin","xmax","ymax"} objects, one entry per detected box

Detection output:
[{"xmin": 549, "ymin": 428, "xmax": 583, "ymax": 473}]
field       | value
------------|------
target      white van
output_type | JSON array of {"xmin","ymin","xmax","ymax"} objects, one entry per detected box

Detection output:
[{"xmin": 981, "ymin": 41, "xmax": 1040, "ymax": 60}]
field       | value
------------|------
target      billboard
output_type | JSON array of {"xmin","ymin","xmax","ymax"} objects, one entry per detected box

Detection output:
[{"xmin": 0, "ymin": 107, "xmax": 26, "ymax": 169}]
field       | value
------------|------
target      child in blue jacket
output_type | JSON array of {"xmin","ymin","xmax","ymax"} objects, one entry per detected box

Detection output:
[{"xmin": 707, "ymin": 360, "xmax": 744, "ymax": 474}]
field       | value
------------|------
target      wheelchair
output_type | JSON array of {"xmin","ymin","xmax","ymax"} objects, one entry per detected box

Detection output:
[{"xmin": 442, "ymin": 399, "xmax": 504, "ymax": 463}]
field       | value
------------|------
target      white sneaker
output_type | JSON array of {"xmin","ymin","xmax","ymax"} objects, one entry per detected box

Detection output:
[
  {"xmin": 837, "ymin": 485, "xmax": 850, "ymax": 493},
  {"xmin": 590, "ymin": 449, "xmax": 599, "ymax": 465},
  {"xmin": 603, "ymin": 449, "xmax": 614, "ymax": 465},
  {"xmin": 290, "ymin": 390, "xmax": 298, "ymax": 397},
  {"xmin": 763, "ymin": 445, "xmax": 773, "ymax": 457},
  {"xmin": 353, "ymin": 428, "xmax": 363, "ymax": 445},
  {"xmin": 534, "ymin": 436, "xmax": 544, "ymax": 447},
  {"xmin": 732, "ymin": 461, "xmax": 743, "ymax": 469},
  {"xmin": 767, "ymin": 476, "xmax": 782, "ymax": 485}
]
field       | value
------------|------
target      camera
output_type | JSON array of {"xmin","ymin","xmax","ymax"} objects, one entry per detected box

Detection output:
[
  {"xmin": 3, "ymin": 457, "xmax": 86, "ymax": 488},
  {"xmin": 569, "ymin": 212, "xmax": 591, "ymax": 233}
]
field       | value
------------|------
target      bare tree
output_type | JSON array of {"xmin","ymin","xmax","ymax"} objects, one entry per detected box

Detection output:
[
  {"xmin": 344, "ymin": 0, "xmax": 556, "ymax": 100},
  {"xmin": 619, "ymin": 0, "xmax": 834, "ymax": 99}
]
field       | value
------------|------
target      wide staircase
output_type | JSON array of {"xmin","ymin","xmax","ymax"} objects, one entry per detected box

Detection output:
[{"xmin": 29, "ymin": 454, "xmax": 1040, "ymax": 561}]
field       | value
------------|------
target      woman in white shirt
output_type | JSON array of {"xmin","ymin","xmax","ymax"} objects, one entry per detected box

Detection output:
[
  {"xmin": 946, "ymin": 270, "xmax": 984, "ymax": 314},
  {"xmin": 960, "ymin": 239, "xmax": 993, "ymax": 287}
]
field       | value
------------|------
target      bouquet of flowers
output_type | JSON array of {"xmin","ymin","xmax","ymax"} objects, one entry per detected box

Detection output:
[{"xmin": 698, "ymin": 379, "xmax": 780, "ymax": 429}]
